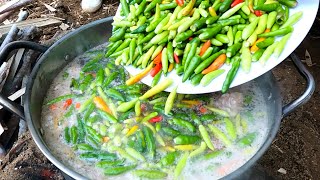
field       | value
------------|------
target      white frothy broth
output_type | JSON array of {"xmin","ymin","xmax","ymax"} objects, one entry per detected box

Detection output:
[{"xmin": 41, "ymin": 44, "xmax": 270, "ymax": 180}]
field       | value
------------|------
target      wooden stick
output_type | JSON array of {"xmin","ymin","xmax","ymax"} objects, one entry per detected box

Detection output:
[
  {"xmin": 0, "ymin": 24, "xmax": 19, "ymax": 51},
  {"xmin": 0, "ymin": 0, "xmax": 33, "ymax": 15}
]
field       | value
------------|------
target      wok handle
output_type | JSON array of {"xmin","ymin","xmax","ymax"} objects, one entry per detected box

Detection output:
[
  {"xmin": 0, "ymin": 41, "xmax": 48, "ymax": 119},
  {"xmin": 282, "ymin": 53, "xmax": 316, "ymax": 118}
]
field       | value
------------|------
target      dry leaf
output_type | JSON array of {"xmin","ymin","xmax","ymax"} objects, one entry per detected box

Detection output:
[
  {"xmin": 278, "ymin": 168, "xmax": 287, "ymax": 174},
  {"xmin": 42, "ymin": 2, "xmax": 57, "ymax": 12},
  {"xmin": 59, "ymin": 23, "xmax": 69, "ymax": 31}
]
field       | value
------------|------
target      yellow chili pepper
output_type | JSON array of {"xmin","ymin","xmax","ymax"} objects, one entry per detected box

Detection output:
[
  {"xmin": 250, "ymin": 29, "xmax": 271, "ymax": 53},
  {"xmin": 181, "ymin": 100, "xmax": 201, "ymax": 106},
  {"xmin": 159, "ymin": 146, "xmax": 176, "ymax": 152},
  {"xmin": 126, "ymin": 125, "xmax": 139, "ymax": 137},
  {"xmin": 208, "ymin": 7, "xmax": 217, "ymax": 17},
  {"xmin": 174, "ymin": 144, "xmax": 199, "ymax": 151},
  {"xmin": 126, "ymin": 62, "xmax": 154, "ymax": 85},
  {"xmin": 168, "ymin": 63, "xmax": 174, "ymax": 72},
  {"xmin": 93, "ymin": 96, "xmax": 113, "ymax": 114}
]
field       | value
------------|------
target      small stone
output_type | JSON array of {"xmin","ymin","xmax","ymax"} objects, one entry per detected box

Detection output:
[
  {"xmin": 277, "ymin": 168, "xmax": 287, "ymax": 174},
  {"xmin": 81, "ymin": 0, "xmax": 102, "ymax": 13}
]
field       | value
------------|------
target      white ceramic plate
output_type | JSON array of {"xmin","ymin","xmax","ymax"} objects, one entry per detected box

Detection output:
[{"xmin": 115, "ymin": 1, "xmax": 319, "ymax": 94}]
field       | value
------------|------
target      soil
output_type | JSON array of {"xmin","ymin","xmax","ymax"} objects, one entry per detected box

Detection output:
[{"xmin": 1, "ymin": 1, "xmax": 320, "ymax": 180}]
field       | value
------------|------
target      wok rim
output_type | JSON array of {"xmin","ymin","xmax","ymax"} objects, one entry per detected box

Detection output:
[{"xmin": 24, "ymin": 17, "xmax": 283, "ymax": 180}]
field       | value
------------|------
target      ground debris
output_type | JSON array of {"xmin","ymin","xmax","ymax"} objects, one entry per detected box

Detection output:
[{"xmin": 278, "ymin": 168, "xmax": 287, "ymax": 175}]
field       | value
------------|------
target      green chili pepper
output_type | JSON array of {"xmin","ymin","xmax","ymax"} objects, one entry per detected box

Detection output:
[
  {"xmin": 105, "ymin": 88, "xmax": 125, "ymax": 101},
  {"xmin": 183, "ymin": 56, "xmax": 202, "ymax": 82},
  {"xmin": 181, "ymin": 43, "xmax": 191, "ymax": 67},
  {"xmin": 168, "ymin": 17, "xmax": 190, "ymax": 30},
  {"xmin": 220, "ymin": 2, "xmax": 245, "ymax": 20},
  {"xmin": 206, "ymin": 16, "xmax": 219, "ymax": 25},
  {"xmin": 242, "ymin": 18, "xmax": 259, "ymax": 40},
  {"xmin": 46, "ymin": 94, "xmax": 74, "ymax": 105},
  {"xmin": 109, "ymin": 28, "xmax": 126, "ymax": 42},
  {"xmin": 120, "ymin": 0, "xmax": 129, "ymax": 16},
  {"xmin": 142, "ymin": 126, "xmax": 156, "ymax": 158},
  {"xmin": 164, "ymin": 86, "xmax": 177, "ymax": 115},
  {"xmin": 208, "ymin": 124, "xmax": 232, "ymax": 147},
  {"xmin": 280, "ymin": 11, "xmax": 303, "ymax": 29},
  {"xmin": 238, "ymin": 132, "xmax": 257, "ymax": 146},
  {"xmin": 160, "ymin": 152, "xmax": 178, "ymax": 166},
  {"xmin": 144, "ymin": 0, "xmax": 161, "ymax": 13},
  {"xmin": 106, "ymin": 40, "xmax": 123, "ymax": 57},
  {"xmin": 200, "ymin": 69, "xmax": 225, "ymax": 86},
  {"xmin": 134, "ymin": 170, "xmax": 167, "ymax": 179},
  {"xmin": 252, "ymin": 48, "xmax": 265, "ymax": 62},
  {"xmin": 96, "ymin": 159, "xmax": 125, "ymax": 168},
  {"xmin": 222, "ymin": 56, "xmax": 240, "ymax": 93},
  {"xmin": 174, "ymin": 135, "xmax": 201, "ymax": 145},
  {"xmin": 199, "ymin": 125, "xmax": 214, "ymax": 150},
  {"xmin": 256, "ymin": 37, "xmax": 275, "ymax": 49},
  {"xmin": 258, "ymin": 26, "xmax": 293, "ymax": 38},
  {"xmin": 190, "ymin": 17, "xmax": 207, "ymax": 32},
  {"xmin": 98, "ymin": 110, "xmax": 118, "ymax": 123},
  {"xmin": 219, "ymin": 0, "xmax": 233, "ymax": 13},
  {"xmin": 77, "ymin": 118, "xmax": 85, "ymax": 142},
  {"xmin": 226, "ymin": 42, "xmax": 241, "ymax": 58},
  {"xmin": 191, "ymin": 73, "xmax": 204, "ymax": 86},
  {"xmin": 173, "ymin": 118, "xmax": 196, "ymax": 132},
  {"xmin": 135, "ymin": 0, "xmax": 147, "ymax": 17},
  {"xmin": 241, "ymin": 45, "xmax": 252, "ymax": 73},
  {"xmin": 103, "ymin": 72, "xmax": 117, "ymax": 88},
  {"xmin": 139, "ymin": 32, "xmax": 156, "ymax": 45},
  {"xmin": 255, "ymin": 14, "xmax": 268, "ymax": 34},
  {"xmin": 64, "ymin": 127, "xmax": 71, "ymax": 143},
  {"xmin": 162, "ymin": 127, "xmax": 180, "ymax": 137},
  {"xmin": 259, "ymin": 42, "xmax": 278, "ymax": 65},
  {"xmin": 277, "ymin": 0, "xmax": 297, "ymax": 8},
  {"xmin": 151, "ymin": 70, "xmax": 162, "ymax": 87},
  {"xmin": 203, "ymin": 150, "xmax": 224, "ymax": 160},
  {"xmin": 141, "ymin": 112, "xmax": 158, "ymax": 123},
  {"xmin": 254, "ymin": 2, "xmax": 279, "ymax": 12},
  {"xmin": 189, "ymin": 141, "xmax": 207, "ymax": 158},
  {"xmin": 224, "ymin": 117, "xmax": 237, "ymax": 141},
  {"xmin": 274, "ymin": 33, "xmax": 292, "ymax": 57},
  {"xmin": 70, "ymin": 126, "xmax": 78, "ymax": 144},
  {"xmin": 117, "ymin": 98, "xmax": 138, "ymax": 113},
  {"xmin": 267, "ymin": 11, "xmax": 277, "ymax": 30},
  {"xmin": 104, "ymin": 164, "xmax": 137, "ymax": 175},
  {"xmin": 150, "ymin": 31, "xmax": 170, "ymax": 45},
  {"xmin": 174, "ymin": 152, "xmax": 189, "ymax": 178},
  {"xmin": 217, "ymin": 18, "xmax": 240, "ymax": 26},
  {"xmin": 175, "ymin": 30, "xmax": 193, "ymax": 42},
  {"xmin": 199, "ymin": 24, "xmax": 222, "ymax": 40},
  {"xmin": 184, "ymin": 38, "xmax": 200, "ymax": 71},
  {"xmin": 155, "ymin": 13, "xmax": 171, "ymax": 34}
]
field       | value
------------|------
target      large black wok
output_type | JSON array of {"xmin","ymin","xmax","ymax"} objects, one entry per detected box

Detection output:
[{"xmin": 0, "ymin": 17, "xmax": 315, "ymax": 179}]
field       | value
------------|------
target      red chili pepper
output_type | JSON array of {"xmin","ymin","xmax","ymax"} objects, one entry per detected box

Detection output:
[
  {"xmin": 173, "ymin": 53, "xmax": 180, "ymax": 64},
  {"xmin": 176, "ymin": 0, "xmax": 184, "ymax": 6},
  {"xmin": 199, "ymin": 106, "xmax": 207, "ymax": 114},
  {"xmin": 231, "ymin": 0, "xmax": 244, "ymax": 8},
  {"xmin": 63, "ymin": 99, "xmax": 72, "ymax": 110},
  {"xmin": 150, "ymin": 63, "xmax": 162, "ymax": 77},
  {"xmin": 188, "ymin": 37, "xmax": 193, "ymax": 41},
  {"xmin": 148, "ymin": 115, "xmax": 163, "ymax": 123},
  {"xmin": 254, "ymin": 10, "xmax": 263, "ymax": 16}
]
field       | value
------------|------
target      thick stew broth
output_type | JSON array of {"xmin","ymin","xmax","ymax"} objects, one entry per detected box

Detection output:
[{"xmin": 41, "ymin": 44, "xmax": 269, "ymax": 180}]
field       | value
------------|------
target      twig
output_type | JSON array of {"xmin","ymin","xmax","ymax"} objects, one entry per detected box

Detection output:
[
  {"xmin": 0, "ymin": 0, "xmax": 33, "ymax": 15},
  {"xmin": 0, "ymin": 10, "xmax": 15, "ymax": 24}
]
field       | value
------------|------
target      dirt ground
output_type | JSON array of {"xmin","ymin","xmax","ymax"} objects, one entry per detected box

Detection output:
[{"xmin": 1, "ymin": 0, "xmax": 319, "ymax": 179}]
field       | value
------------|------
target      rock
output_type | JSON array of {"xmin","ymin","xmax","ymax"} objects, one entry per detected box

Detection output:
[{"xmin": 81, "ymin": 0, "xmax": 102, "ymax": 13}]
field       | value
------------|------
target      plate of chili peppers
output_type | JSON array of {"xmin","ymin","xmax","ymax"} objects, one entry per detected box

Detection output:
[{"xmin": 107, "ymin": 0, "xmax": 319, "ymax": 94}]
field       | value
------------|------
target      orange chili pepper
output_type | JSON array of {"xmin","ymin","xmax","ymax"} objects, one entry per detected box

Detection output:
[
  {"xmin": 199, "ymin": 40, "xmax": 211, "ymax": 56},
  {"xmin": 75, "ymin": 103, "xmax": 81, "ymax": 109},
  {"xmin": 93, "ymin": 96, "xmax": 112, "ymax": 114},
  {"xmin": 202, "ymin": 54, "xmax": 227, "ymax": 74},
  {"xmin": 126, "ymin": 62, "xmax": 154, "ymax": 85},
  {"xmin": 63, "ymin": 99, "xmax": 72, "ymax": 110},
  {"xmin": 153, "ymin": 52, "xmax": 162, "ymax": 64}
]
